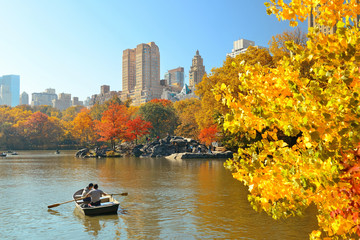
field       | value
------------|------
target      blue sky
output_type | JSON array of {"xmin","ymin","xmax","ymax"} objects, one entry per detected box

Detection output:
[{"xmin": 0, "ymin": 0, "xmax": 307, "ymax": 102}]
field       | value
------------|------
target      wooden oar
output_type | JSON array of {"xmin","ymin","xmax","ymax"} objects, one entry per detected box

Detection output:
[
  {"xmin": 48, "ymin": 197, "xmax": 85, "ymax": 208},
  {"xmin": 109, "ymin": 192, "xmax": 128, "ymax": 196}
]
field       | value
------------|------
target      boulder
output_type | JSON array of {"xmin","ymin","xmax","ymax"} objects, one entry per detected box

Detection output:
[{"xmin": 75, "ymin": 148, "xmax": 89, "ymax": 158}]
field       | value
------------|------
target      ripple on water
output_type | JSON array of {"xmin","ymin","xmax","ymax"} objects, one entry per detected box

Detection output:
[{"xmin": 0, "ymin": 154, "xmax": 317, "ymax": 239}]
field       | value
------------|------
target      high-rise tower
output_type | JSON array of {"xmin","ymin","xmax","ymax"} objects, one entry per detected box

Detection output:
[
  {"xmin": 122, "ymin": 49, "xmax": 136, "ymax": 93},
  {"xmin": 164, "ymin": 67, "xmax": 184, "ymax": 88},
  {"xmin": 189, "ymin": 50, "xmax": 206, "ymax": 89},
  {"xmin": 122, "ymin": 42, "xmax": 162, "ymax": 106},
  {"xmin": 308, "ymin": 6, "xmax": 337, "ymax": 35},
  {"xmin": 0, "ymin": 75, "xmax": 20, "ymax": 107}
]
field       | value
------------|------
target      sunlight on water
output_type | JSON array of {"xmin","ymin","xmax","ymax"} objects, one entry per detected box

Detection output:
[{"xmin": 0, "ymin": 151, "xmax": 318, "ymax": 239}]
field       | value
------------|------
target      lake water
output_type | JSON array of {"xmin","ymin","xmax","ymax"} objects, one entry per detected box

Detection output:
[{"xmin": 0, "ymin": 151, "xmax": 318, "ymax": 239}]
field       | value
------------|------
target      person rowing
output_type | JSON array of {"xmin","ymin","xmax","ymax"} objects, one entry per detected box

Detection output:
[
  {"xmin": 85, "ymin": 184, "xmax": 108, "ymax": 206},
  {"xmin": 81, "ymin": 183, "xmax": 93, "ymax": 204}
]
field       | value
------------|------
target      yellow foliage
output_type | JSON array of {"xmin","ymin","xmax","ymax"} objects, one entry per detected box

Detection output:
[{"xmin": 217, "ymin": 1, "xmax": 360, "ymax": 239}]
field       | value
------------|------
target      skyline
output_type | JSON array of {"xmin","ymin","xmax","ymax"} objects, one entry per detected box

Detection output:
[{"xmin": 0, "ymin": 0, "xmax": 307, "ymax": 102}]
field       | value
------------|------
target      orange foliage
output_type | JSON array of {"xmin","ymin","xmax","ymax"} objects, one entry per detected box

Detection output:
[
  {"xmin": 198, "ymin": 125, "xmax": 218, "ymax": 146},
  {"xmin": 96, "ymin": 103, "xmax": 129, "ymax": 149},
  {"xmin": 149, "ymin": 98, "xmax": 173, "ymax": 107},
  {"xmin": 124, "ymin": 116, "xmax": 152, "ymax": 144}
]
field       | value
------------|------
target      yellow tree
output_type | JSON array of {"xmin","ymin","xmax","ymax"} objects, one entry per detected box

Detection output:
[
  {"xmin": 174, "ymin": 98, "xmax": 202, "ymax": 139},
  {"xmin": 196, "ymin": 47, "xmax": 273, "ymax": 130},
  {"xmin": 71, "ymin": 108, "xmax": 97, "ymax": 146},
  {"xmin": 213, "ymin": 1, "xmax": 360, "ymax": 238}
]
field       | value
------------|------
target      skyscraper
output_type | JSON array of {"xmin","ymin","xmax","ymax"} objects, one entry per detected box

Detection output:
[
  {"xmin": 0, "ymin": 75, "xmax": 20, "ymax": 107},
  {"xmin": 189, "ymin": 50, "xmax": 206, "ymax": 89},
  {"xmin": 20, "ymin": 91, "xmax": 29, "ymax": 105},
  {"xmin": 308, "ymin": 6, "xmax": 336, "ymax": 35},
  {"xmin": 122, "ymin": 49, "xmax": 136, "ymax": 93},
  {"xmin": 165, "ymin": 67, "xmax": 184, "ymax": 88},
  {"xmin": 226, "ymin": 39, "xmax": 267, "ymax": 58},
  {"xmin": 122, "ymin": 42, "xmax": 162, "ymax": 106},
  {"xmin": 31, "ymin": 88, "xmax": 58, "ymax": 106}
]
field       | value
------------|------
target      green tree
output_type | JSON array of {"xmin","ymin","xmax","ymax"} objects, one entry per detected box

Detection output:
[{"xmin": 138, "ymin": 100, "xmax": 179, "ymax": 138}]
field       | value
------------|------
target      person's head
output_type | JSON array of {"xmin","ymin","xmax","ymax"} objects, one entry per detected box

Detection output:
[
  {"xmin": 88, "ymin": 183, "xmax": 93, "ymax": 189},
  {"xmin": 94, "ymin": 184, "xmax": 98, "ymax": 189}
]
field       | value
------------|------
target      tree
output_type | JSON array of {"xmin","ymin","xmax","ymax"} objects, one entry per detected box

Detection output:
[
  {"xmin": 138, "ymin": 101, "xmax": 179, "ymax": 138},
  {"xmin": 196, "ymin": 47, "xmax": 273, "ymax": 129},
  {"xmin": 149, "ymin": 98, "xmax": 173, "ymax": 107},
  {"xmin": 124, "ymin": 116, "xmax": 152, "ymax": 144},
  {"xmin": 213, "ymin": 1, "xmax": 360, "ymax": 238},
  {"xmin": 196, "ymin": 47, "xmax": 273, "ymax": 150},
  {"xmin": 198, "ymin": 125, "xmax": 218, "ymax": 146},
  {"xmin": 173, "ymin": 98, "xmax": 202, "ymax": 139},
  {"xmin": 61, "ymin": 106, "xmax": 85, "ymax": 122},
  {"xmin": 33, "ymin": 105, "xmax": 61, "ymax": 118},
  {"xmin": 20, "ymin": 112, "xmax": 63, "ymax": 148},
  {"xmin": 70, "ymin": 108, "xmax": 97, "ymax": 147},
  {"xmin": 269, "ymin": 27, "xmax": 307, "ymax": 62},
  {"xmin": 0, "ymin": 106, "xmax": 32, "ymax": 149},
  {"xmin": 96, "ymin": 103, "xmax": 129, "ymax": 149}
]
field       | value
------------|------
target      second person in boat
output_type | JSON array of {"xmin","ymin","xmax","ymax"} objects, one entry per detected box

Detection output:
[{"xmin": 85, "ymin": 184, "xmax": 108, "ymax": 206}]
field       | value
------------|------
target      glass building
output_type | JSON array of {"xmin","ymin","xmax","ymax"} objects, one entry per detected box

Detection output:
[{"xmin": 0, "ymin": 75, "xmax": 20, "ymax": 107}]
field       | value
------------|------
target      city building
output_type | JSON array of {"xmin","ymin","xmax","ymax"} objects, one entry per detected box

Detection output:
[
  {"xmin": 31, "ymin": 88, "xmax": 58, "ymax": 107},
  {"xmin": 19, "ymin": 91, "xmax": 29, "ymax": 105},
  {"xmin": 161, "ymin": 83, "xmax": 197, "ymax": 102},
  {"xmin": 122, "ymin": 48, "xmax": 136, "ymax": 94},
  {"xmin": 226, "ymin": 39, "xmax": 267, "ymax": 58},
  {"xmin": 83, "ymin": 97, "xmax": 91, "ymax": 107},
  {"xmin": 308, "ymin": 6, "xmax": 336, "ymax": 35},
  {"xmin": 0, "ymin": 75, "xmax": 20, "ymax": 107},
  {"xmin": 53, "ymin": 93, "xmax": 71, "ymax": 111},
  {"xmin": 121, "ymin": 42, "xmax": 162, "ymax": 106},
  {"xmin": 189, "ymin": 50, "xmax": 206, "ymax": 89},
  {"xmin": 88, "ymin": 85, "xmax": 121, "ymax": 106},
  {"xmin": 164, "ymin": 67, "xmax": 184, "ymax": 88},
  {"xmin": 72, "ymin": 97, "xmax": 83, "ymax": 106}
]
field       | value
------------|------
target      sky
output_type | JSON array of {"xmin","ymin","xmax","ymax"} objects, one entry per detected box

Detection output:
[{"xmin": 0, "ymin": 0, "xmax": 307, "ymax": 102}]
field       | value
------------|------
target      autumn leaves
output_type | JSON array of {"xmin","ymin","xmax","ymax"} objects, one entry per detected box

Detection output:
[{"xmin": 206, "ymin": 1, "xmax": 360, "ymax": 239}]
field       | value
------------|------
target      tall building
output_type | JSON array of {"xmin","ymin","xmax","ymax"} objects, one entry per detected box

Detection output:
[
  {"xmin": 0, "ymin": 75, "xmax": 20, "ymax": 107},
  {"xmin": 88, "ymin": 85, "xmax": 121, "ymax": 106},
  {"xmin": 189, "ymin": 50, "xmax": 206, "ymax": 89},
  {"xmin": 31, "ymin": 88, "xmax": 58, "ymax": 107},
  {"xmin": 20, "ymin": 92, "xmax": 29, "ymax": 105},
  {"xmin": 122, "ymin": 42, "xmax": 162, "ymax": 106},
  {"xmin": 53, "ymin": 93, "xmax": 71, "ymax": 111},
  {"xmin": 164, "ymin": 67, "xmax": 184, "ymax": 88},
  {"xmin": 227, "ymin": 39, "xmax": 267, "ymax": 58},
  {"xmin": 72, "ymin": 97, "xmax": 83, "ymax": 106},
  {"xmin": 122, "ymin": 49, "xmax": 136, "ymax": 93},
  {"xmin": 308, "ymin": 6, "xmax": 336, "ymax": 35}
]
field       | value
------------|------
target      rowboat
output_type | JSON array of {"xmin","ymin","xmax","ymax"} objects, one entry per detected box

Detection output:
[
  {"xmin": 73, "ymin": 189, "xmax": 120, "ymax": 216},
  {"xmin": 0, "ymin": 152, "xmax": 6, "ymax": 157}
]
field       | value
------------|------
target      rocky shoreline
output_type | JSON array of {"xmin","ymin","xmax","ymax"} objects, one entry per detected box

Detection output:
[
  {"xmin": 75, "ymin": 135, "xmax": 232, "ymax": 159},
  {"xmin": 165, "ymin": 151, "xmax": 233, "ymax": 161}
]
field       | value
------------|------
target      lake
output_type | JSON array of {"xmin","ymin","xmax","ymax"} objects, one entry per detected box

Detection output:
[{"xmin": 0, "ymin": 151, "xmax": 318, "ymax": 239}]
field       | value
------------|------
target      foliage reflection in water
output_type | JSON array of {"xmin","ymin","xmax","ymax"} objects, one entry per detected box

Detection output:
[{"xmin": 0, "ymin": 151, "xmax": 317, "ymax": 239}]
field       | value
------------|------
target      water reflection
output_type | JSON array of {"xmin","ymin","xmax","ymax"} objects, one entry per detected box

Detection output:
[
  {"xmin": 47, "ymin": 209, "xmax": 62, "ymax": 216},
  {"xmin": 73, "ymin": 208, "xmax": 120, "ymax": 237},
  {"xmin": 0, "ymin": 152, "xmax": 318, "ymax": 239}
]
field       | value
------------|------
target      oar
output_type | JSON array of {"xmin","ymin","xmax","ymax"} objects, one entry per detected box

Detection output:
[
  {"xmin": 109, "ymin": 192, "xmax": 128, "ymax": 196},
  {"xmin": 48, "ymin": 197, "xmax": 85, "ymax": 208}
]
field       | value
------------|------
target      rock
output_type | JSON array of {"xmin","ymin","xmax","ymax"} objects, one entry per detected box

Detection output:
[
  {"xmin": 132, "ymin": 145, "xmax": 143, "ymax": 157},
  {"xmin": 75, "ymin": 148, "xmax": 89, "ymax": 158},
  {"xmin": 166, "ymin": 151, "xmax": 233, "ymax": 160}
]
